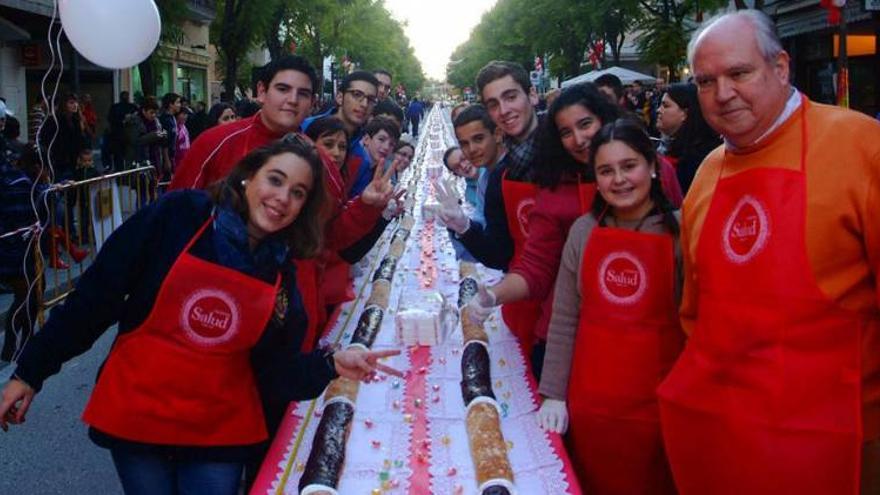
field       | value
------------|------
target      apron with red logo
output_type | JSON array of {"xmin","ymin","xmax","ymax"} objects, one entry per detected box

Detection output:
[
  {"xmin": 500, "ymin": 171, "xmax": 542, "ymax": 357},
  {"xmin": 83, "ymin": 217, "xmax": 280, "ymax": 446},
  {"xmin": 657, "ymin": 99, "xmax": 875, "ymax": 494},
  {"xmin": 567, "ymin": 222, "xmax": 682, "ymax": 495}
]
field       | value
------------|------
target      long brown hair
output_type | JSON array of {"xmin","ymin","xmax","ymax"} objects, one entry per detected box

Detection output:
[{"xmin": 209, "ymin": 136, "xmax": 326, "ymax": 258}]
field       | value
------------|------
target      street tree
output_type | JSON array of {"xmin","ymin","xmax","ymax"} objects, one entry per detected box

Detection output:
[{"xmin": 138, "ymin": 0, "xmax": 189, "ymax": 97}]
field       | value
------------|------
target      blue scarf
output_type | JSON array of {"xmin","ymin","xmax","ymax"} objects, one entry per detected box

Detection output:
[{"xmin": 212, "ymin": 204, "xmax": 289, "ymax": 282}]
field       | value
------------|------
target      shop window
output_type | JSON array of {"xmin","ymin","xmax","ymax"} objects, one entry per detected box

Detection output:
[{"xmin": 176, "ymin": 65, "xmax": 207, "ymax": 104}]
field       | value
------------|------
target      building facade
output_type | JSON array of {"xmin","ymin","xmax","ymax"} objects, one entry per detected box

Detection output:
[
  {"xmin": 763, "ymin": 0, "xmax": 879, "ymax": 117},
  {"xmin": 0, "ymin": 0, "xmax": 216, "ymax": 142}
]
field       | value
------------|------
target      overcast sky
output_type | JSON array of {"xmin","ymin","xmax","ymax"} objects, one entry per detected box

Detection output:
[{"xmin": 384, "ymin": 0, "xmax": 498, "ymax": 81}]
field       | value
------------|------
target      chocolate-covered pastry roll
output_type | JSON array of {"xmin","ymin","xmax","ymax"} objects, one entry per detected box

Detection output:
[
  {"xmin": 482, "ymin": 486, "xmax": 512, "ymax": 495},
  {"xmin": 372, "ymin": 256, "xmax": 398, "ymax": 283},
  {"xmin": 350, "ymin": 305, "xmax": 384, "ymax": 348},
  {"xmin": 459, "ymin": 276, "xmax": 479, "ymax": 308},
  {"xmin": 461, "ymin": 341, "xmax": 495, "ymax": 405},
  {"xmin": 298, "ymin": 400, "xmax": 355, "ymax": 492}
]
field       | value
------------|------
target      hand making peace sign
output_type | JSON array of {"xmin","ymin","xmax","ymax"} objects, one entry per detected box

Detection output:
[{"xmin": 361, "ymin": 161, "xmax": 404, "ymax": 208}]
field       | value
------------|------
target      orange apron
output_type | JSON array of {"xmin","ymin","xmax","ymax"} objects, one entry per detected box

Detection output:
[
  {"xmin": 568, "ymin": 222, "xmax": 682, "ymax": 494},
  {"xmin": 657, "ymin": 99, "xmax": 875, "ymax": 494},
  {"xmin": 83, "ymin": 218, "xmax": 279, "ymax": 445}
]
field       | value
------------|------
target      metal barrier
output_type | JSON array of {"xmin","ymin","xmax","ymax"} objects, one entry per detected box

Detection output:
[{"xmin": 37, "ymin": 166, "xmax": 159, "ymax": 312}]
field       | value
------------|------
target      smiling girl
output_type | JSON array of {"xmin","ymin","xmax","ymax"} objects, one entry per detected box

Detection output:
[
  {"xmin": 0, "ymin": 139, "xmax": 400, "ymax": 495},
  {"xmin": 537, "ymin": 119, "xmax": 684, "ymax": 494}
]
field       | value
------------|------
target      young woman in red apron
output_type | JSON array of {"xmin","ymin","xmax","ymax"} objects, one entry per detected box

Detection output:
[
  {"xmin": 537, "ymin": 120, "xmax": 683, "ymax": 494},
  {"xmin": 0, "ymin": 139, "xmax": 400, "ymax": 494},
  {"xmin": 465, "ymin": 84, "xmax": 622, "ymax": 378}
]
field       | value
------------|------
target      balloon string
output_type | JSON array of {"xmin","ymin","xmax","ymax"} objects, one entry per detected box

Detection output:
[{"xmin": 9, "ymin": 1, "xmax": 64, "ymax": 363}]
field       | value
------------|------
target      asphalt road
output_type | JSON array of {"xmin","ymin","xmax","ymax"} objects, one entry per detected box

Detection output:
[{"xmin": 0, "ymin": 327, "xmax": 123, "ymax": 494}]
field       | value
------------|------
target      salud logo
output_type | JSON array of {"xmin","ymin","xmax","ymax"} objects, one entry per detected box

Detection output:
[
  {"xmin": 516, "ymin": 198, "xmax": 536, "ymax": 238},
  {"xmin": 598, "ymin": 251, "xmax": 647, "ymax": 305},
  {"xmin": 722, "ymin": 195, "xmax": 770, "ymax": 264},
  {"xmin": 180, "ymin": 288, "xmax": 240, "ymax": 346}
]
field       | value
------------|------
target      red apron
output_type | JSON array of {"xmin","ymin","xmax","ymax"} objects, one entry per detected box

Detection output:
[
  {"xmin": 294, "ymin": 258, "xmax": 322, "ymax": 352},
  {"xmin": 83, "ymin": 218, "xmax": 279, "ymax": 446},
  {"xmin": 657, "ymin": 100, "xmax": 873, "ymax": 494},
  {"xmin": 320, "ymin": 251, "xmax": 355, "ymax": 306},
  {"xmin": 500, "ymin": 171, "xmax": 543, "ymax": 358},
  {"xmin": 321, "ymin": 153, "xmax": 356, "ymax": 308},
  {"xmin": 568, "ymin": 222, "xmax": 682, "ymax": 495}
]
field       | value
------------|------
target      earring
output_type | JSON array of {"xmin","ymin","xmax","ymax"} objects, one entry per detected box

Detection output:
[
  {"xmin": 241, "ymin": 179, "xmax": 247, "ymax": 186},
  {"xmin": 651, "ymin": 172, "xmax": 657, "ymax": 179}
]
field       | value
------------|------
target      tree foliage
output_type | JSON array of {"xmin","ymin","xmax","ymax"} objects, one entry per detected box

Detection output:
[
  {"xmin": 635, "ymin": 0, "xmax": 726, "ymax": 80},
  {"xmin": 139, "ymin": 0, "xmax": 189, "ymax": 97},
  {"xmin": 212, "ymin": 0, "xmax": 281, "ymax": 99},
  {"xmin": 446, "ymin": 0, "xmax": 727, "ymax": 90},
  {"xmin": 213, "ymin": 0, "xmax": 424, "ymax": 100}
]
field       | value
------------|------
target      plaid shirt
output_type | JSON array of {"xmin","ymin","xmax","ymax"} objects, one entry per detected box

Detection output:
[{"xmin": 501, "ymin": 114, "xmax": 543, "ymax": 182}]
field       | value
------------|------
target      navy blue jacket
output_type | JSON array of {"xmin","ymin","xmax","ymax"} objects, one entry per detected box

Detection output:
[
  {"xmin": 14, "ymin": 190, "xmax": 337, "ymax": 460},
  {"xmin": 456, "ymin": 158, "xmax": 514, "ymax": 270}
]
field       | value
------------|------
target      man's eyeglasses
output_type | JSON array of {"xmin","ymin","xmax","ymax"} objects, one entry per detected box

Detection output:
[{"xmin": 345, "ymin": 90, "xmax": 378, "ymax": 107}]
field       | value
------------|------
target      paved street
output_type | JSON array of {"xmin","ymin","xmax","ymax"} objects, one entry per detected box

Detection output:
[{"xmin": 0, "ymin": 328, "xmax": 122, "ymax": 494}]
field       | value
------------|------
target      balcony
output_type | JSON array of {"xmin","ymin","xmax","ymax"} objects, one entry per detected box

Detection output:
[{"xmin": 188, "ymin": 0, "xmax": 216, "ymax": 23}]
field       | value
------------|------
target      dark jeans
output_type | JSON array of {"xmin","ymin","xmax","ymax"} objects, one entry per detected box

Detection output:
[{"xmin": 110, "ymin": 449, "xmax": 243, "ymax": 495}]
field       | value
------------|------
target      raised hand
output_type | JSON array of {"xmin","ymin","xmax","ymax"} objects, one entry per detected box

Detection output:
[
  {"xmin": 382, "ymin": 189, "xmax": 407, "ymax": 220},
  {"xmin": 361, "ymin": 162, "xmax": 398, "ymax": 207},
  {"xmin": 333, "ymin": 348, "xmax": 404, "ymax": 382}
]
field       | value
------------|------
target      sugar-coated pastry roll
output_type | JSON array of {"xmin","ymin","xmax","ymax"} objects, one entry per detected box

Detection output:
[
  {"xmin": 461, "ymin": 307, "xmax": 489, "ymax": 343},
  {"xmin": 324, "ymin": 377, "xmax": 360, "ymax": 403},
  {"xmin": 350, "ymin": 305, "xmax": 384, "ymax": 348},
  {"xmin": 401, "ymin": 215, "xmax": 415, "ymax": 229},
  {"xmin": 461, "ymin": 341, "xmax": 495, "ymax": 405},
  {"xmin": 466, "ymin": 401, "xmax": 514, "ymax": 485},
  {"xmin": 372, "ymin": 256, "xmax": 398, "ymax": 283},
  {"xmin": 459, "ymin": 276, "xmax": 479, "ymax": 308},
  {"xmin": 298, "ymin": 400, "xmax": 355, "ymax": 492},
  {"xmin": 460, "ymin": 261, "xmax": 477, "ymax": 278},
  {"xmin": 389, "ymin": 240, "xmax": 406, "ymax": 258},
  {"xmin": 366, "ymin": 280, "xmax": 391, "ymax": 308},
  {"xmin": 391, "ymin": 228, "xmax": 410, "ymax": 245}
]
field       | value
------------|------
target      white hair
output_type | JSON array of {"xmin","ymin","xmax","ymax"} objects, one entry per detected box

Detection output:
[{"xmin": 687, "ymin": 9, "xmax": 783, "ymax": 68}]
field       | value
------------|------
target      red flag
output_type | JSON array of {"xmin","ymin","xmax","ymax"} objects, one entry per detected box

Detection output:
[{"xmin": 820, "ymin": 0, "xmax": 845, "ymax": 25}]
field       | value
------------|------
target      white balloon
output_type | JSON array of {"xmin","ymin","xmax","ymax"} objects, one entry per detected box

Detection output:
[{"xmin": 59, "ymin": 0, "xmax": 162, "ymax": 69}]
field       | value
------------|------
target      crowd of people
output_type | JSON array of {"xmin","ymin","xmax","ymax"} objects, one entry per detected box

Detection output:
[{"xmin": 0, "ymin": 8, "xmax": 878, "ymax": 495}]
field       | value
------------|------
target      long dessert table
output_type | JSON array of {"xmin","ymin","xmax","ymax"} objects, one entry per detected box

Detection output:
[{"xmin": 252, "ymin": 107, "xmax": 583, "ymax": 495}]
